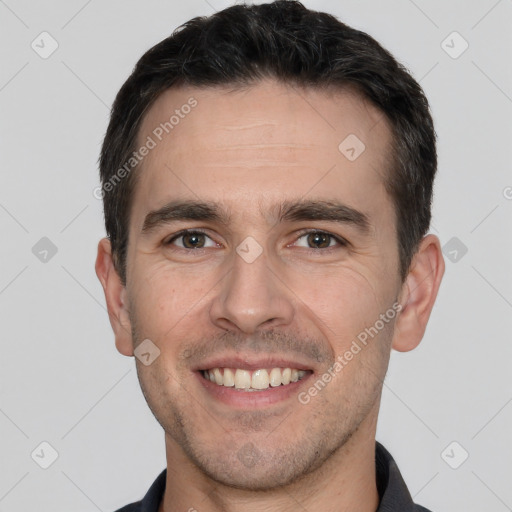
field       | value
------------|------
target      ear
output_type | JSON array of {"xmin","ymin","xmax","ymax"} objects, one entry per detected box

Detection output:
[
  {"xmin": 392, "ymin": 234, "xmax": 445, "ymax": 352},
  {"xmin": 95, "ymin": 238, "xmax": 134, "ymax": 356}
]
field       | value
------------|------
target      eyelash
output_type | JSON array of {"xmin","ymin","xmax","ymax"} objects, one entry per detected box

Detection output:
[{"xmin": 164, "ymin": 228, "xmax": 348, "ymax": 253}]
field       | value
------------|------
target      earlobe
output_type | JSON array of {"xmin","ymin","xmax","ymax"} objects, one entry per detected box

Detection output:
[
  {"xmin": 95, "ymin": 238, "xmax": 134, "ymax": 357},
  {"xmin": 392, "ymin": 234, "xmax": 445, "ymax": 352}
]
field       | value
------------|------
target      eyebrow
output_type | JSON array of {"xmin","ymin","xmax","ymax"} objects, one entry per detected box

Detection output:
[
  {"xmin": 141, "ymin": 198, "xmax": 371, "ymax": 235},
  {"xmin": 141, "ymin": 200, "xmax": 230, "ymax": 234}
]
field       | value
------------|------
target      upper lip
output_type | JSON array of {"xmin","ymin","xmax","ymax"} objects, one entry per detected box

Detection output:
[{"xmin": 193, "ymin": 354, "xmax": 314, "ymax": 372}]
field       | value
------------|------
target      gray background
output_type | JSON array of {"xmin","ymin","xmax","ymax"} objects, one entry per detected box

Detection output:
[{"xmin": 1, "ymin": 0, "xmax": 511, "ymax": 510}]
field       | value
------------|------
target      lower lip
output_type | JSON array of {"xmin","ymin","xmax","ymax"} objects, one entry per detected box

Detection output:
[{"xmin": 195, "ymin": 371, "xmax": 313, "ymax": 408}]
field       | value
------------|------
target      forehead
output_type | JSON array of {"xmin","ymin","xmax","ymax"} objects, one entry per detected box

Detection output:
[{"xmin": 132, "ymin": 79, "xmax": 394, "ymax": 228}]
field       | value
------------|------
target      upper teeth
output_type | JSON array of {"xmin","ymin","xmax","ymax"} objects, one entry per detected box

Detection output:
[{"xmin": 202, "ymin": 368, "xmax": 307, "ymax": 390}]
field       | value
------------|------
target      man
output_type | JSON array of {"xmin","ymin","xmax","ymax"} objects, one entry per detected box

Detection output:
[{"xmin": 95, "ymin": 1, "xmax": 444, "ymax": 511}]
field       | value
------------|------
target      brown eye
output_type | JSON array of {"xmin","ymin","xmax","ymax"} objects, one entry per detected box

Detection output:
[
  {"xmin": 166, "ymin": 230, "xmax": 216, "ymax": 249},
  {"xmin": 293, "ymin": 230, "xmax": 347, "ymax": 251},
  {"xmin": 181, "ymin": 232, "xmax": 206, "ymax": 248},
  {"xmin": 307, "ymin": 232, "xmax": 332, "ymax": 249}
]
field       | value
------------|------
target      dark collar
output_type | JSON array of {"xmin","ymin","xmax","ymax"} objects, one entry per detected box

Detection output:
[
  {"xmin": 374, "ymin": 441, "xmax": 432, "ymax": 511},
  {"xmin": 130, "ymin": 441, "xmax": 432, "ymax": 512}
]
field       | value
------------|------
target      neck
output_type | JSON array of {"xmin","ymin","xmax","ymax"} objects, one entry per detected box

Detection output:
[{"xmin": 159, "ymin": 413, "xmax": 380, "ymax": 512}]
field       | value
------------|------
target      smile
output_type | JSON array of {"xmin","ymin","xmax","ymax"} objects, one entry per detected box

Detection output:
[{"xmin": 201, "ymin": 367, "xmax": 310, "ymax": 391}]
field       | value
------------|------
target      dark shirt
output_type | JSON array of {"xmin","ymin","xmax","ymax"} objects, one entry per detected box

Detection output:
[{"xmin": 114, "ymin": 441, "xmax": 433, "ymax": 512}]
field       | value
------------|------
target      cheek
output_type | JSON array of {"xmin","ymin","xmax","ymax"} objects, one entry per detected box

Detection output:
[
  {"xmin": 296, "ymin": 264, "xmax": 397, "ymax": 389},
  {"xmin": 129, "ymin": 260, "xmax": 215, "ymax": 338},
  {"xmin": 293, "ymin": 265, "xmax": 389, "ymax": 341}
]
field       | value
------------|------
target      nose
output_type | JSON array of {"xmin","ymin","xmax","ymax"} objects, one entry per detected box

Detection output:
[{"xmin": 209, "ymin": 245, "xmax": 295, "ymax": 334}]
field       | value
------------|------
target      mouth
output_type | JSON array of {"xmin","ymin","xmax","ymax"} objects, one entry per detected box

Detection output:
[
  {"xmin": 194, "ymin": 357, "xmax": 314, "ymax": 409},
  {"xmin": 200, "ymin": 367, "xmax": 311, "ymax": 391}
]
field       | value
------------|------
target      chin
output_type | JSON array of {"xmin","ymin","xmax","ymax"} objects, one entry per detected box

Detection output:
[{"xmin": 183, "ymin": 437, "xmax": 333, "ymax": 492}]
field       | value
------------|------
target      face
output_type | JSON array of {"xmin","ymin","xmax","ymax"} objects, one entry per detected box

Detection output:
[{"xmin": 121, "ymin": 79, "xmax": 404, "ymax": 489}]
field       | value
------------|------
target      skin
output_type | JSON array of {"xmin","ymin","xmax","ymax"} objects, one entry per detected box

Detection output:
[{"xmin": 96, "ymin": 78, "xmax": 444, "ymax": 512}]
